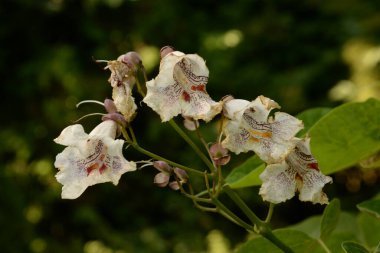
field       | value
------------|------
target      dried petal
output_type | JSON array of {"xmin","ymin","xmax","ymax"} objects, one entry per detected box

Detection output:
[{"xmin": 112, "ymin": 84, "xmax": 137, "ymax": 122}]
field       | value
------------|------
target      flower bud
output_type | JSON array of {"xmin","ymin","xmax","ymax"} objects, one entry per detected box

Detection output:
[
  {"xmin": 168, "ymin": 181, "xmax": 180, "ymax": 191},
  {"xmin": 183, "ymin": 117, "xmax": 199, "ymax": 131},
  {"xmin": 117, "ymin": 51, "xmax": 142, "ymax": 72},
  {"xmin": 102, "ymin": 112, "xmax": 127, "ymax": 128},
  {"xmin": 209, "ymin": 142, "xmax": 231, "ymax": 166},
  {"xmin": 153, "ymin": 161, "xmax": 172, "ymax": 173},
  {"xmin": 173, "ymin": 168, "xmax": 188, "ymax": 183},
  {"xmin": 104, "ymin": 99, "xmax": 117, "ymax": 113},
  {"xmin": 160, "ymin": 46, "xmax": 175, "ymax": 59},
  {"xmin": 154, "ymin": 172, "xmax": 170, "ymax": 187}
]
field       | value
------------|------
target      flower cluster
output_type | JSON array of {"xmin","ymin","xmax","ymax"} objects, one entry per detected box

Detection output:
[
  {"xmin": 54, "ymin": 47, "xmax": 331, "ymax": 205},
  {"xmin": 221, "ymin": 96, "xmax": 332, "ymax": 204}
]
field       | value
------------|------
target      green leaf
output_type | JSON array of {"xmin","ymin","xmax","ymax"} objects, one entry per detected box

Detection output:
[
  {"xmin": 321, "ymin": 199, "xmax": 341, "ymax": 240},
  {"xmin": 310, "ymin": 98, "xmax": 380, "ymax": 175},
  {"xmin": 235, "ymin": 229, "xmax": 320, "ymax": 253},
  {"xmin": 289, "ymin": 215, "xmax": 322, "ymax": 239},
  {"xmin": 357, "ymin": 212, "xmax": 380, "ymax": 248},
  {"xmin": 342, "ymin": 241, "xmax": 370, "ymax": 253},
  {"xmin": 314, "ymin": 232, "xmax": 359, "ymax": 253},
  {"xmin": 296, "ymin": 107, "xmax": 331, "ymax": 137},
  {"xmin": 225, "ymin": 155, "xmax": 265, "ymax": 188},
  {"xmin": 357, "ymin": 199, "xmax": 380, "ymax": 219}
]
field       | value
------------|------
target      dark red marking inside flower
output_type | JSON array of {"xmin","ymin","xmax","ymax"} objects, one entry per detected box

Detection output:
[
  {"xmin": 86, "ymin": 154, "xmax": 107, "ymax": 175},
  {"xmin": 86, "ymin": 163, "xmax": 99, "ymax": 175},
  {"xmin": 99, "ymin": 164, "xmax": 107, "ymax": 174},
  {"xmin": 191, "ymin": 84, "xmax": 205, "ymax": 92},
  {"xmin": 307, "ymin": 162, "xmax": 319, "ymax": 171},
  {"xmin": 182, "ymin": 91, "xmax": 191, "ymax": 102}
]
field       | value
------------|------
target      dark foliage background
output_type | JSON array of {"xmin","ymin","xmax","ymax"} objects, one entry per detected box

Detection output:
[{"xmin": 1, "ymin": 0, "xmax": 380, "ymax": 252}]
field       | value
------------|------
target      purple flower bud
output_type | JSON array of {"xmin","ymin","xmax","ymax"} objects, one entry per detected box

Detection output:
[
  {"xmin": 154, "ymin": 172, "xmax": 170, "ymax": 187},
  {"xmin": 214, "ymin": 155, "xmax": 231, "ymax": 166},
  {"xmin": 209, "ymin": 143, "xmax": 231, "ymax": 166},
  {"xmin": 117, "ymin": 51, "xmax": 142, "ymax": 71},
  {"xmin": 168, "ymin": 181, "xmax": 180, "ymax": 191},
  {"xmin": 102, "ymin": 113, "xmax": 127, "ymax": 128},
  {"xmin": 173, "ymin": 168, "xmax": 188, "ymax": 183},
  {"xmin": 160, "ymin": 46, "xmax": 175, "ymax": 59},
  {"xmin": 153, "ymin": 161, "xmax": 172, "ymax": 173},
  {"xmin": 104, "ymin": 99, "xmax": 118, "ymax": 113}
]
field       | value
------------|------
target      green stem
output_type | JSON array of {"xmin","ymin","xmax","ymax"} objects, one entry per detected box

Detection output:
[
  {"xmin": 168, "ymin": 120, "xmax": 215, "ymax": 172},
  {"xmin": 317, "ymin": 239, "xmax": 332, "ymax": 253},
  {"xmin": 132, "ymin": 143, "xmax": 205, "ymax": 176},
  {"xmin": 223, "ymin": 185, "xmax": 295, "ymax": 253},
  {"xmin": 223, "ymin": 185, "xmax": 263, "ymax": 225},
  {"xmin": 120, "ymin": 128, "xmax": 206, "ymax": 176},
  {"xmin": 211, "ymin": 197, "xmax": 253, "ymax": 232},
  {"xmin": 265, "ymin": 203, "xmax": 275, "ymax": 223},
  {"xmin": 261, "ymin": 230, "xmax": 295, "ymax": 253}
]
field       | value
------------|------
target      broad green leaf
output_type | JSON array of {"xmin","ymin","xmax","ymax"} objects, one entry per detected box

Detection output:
[
  {"xmin": 289, "ymin": 212, "xmax": 358, "ymax": 240},
  {"xmin": 296, "ymin": 107, "xmax": 331, "ymax": 137},
  {"xmin": 321, "ymin": 199, "xmax": 341, "ymax": 240},
  {"xmin": 357, "ymin": 199, "xmax": 380, "ymax": 219},
  {"xmin": 235, "ymin": 229, "xmax": 320, "ymax": 253},
  {"xmin": 310, "ymin": 98, "xmax": 380, "ymax": 175},
  {"xmin": 357, "ymin": 213, "xmax": 380, "ymax": 248},
  {"xmin": 342, "ymin": 241, "xmax": 370, "ymax": 253},
  {"xmin": 289, "ymin": 215, "xmax": 322, "ymax": 239},
  {"xmin": 225, "ymin": 155, "xmax": 265, "ymax": 188},
  {"xmin": 313, "ymin": 232, "xmax": 359, "ymax": 253}
]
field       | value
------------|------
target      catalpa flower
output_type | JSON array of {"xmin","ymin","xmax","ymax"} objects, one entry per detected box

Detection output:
[
  {"xmin": 143, "ymin": 50, "xmax": 222, "ymax": 122},
  {"xmin": 54, "ymin": 120, "xmax": 136, "ymax": 199},
  {"xmin": 105, "ymin": 52, "xmax": 140, "ymax": 122},
  {"xmin": 222, "ymin": 96, "xmax": 303, "ymax": 163},
  {"xmin": 259, "ymin": 138, "xmax": 332, "ymax": 204}
]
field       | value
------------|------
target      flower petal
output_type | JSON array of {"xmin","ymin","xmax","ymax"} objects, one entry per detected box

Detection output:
[
  {"xmin": 144, "ymin": 79, "xmax": 183, "ymax": 121},
  {"xmin": 54, "ymin": 124, "xmax": 88, "ymax": 146},
  {"xmin": 223, "ymin": 99, "xmax": 250, "ymax": 121},
  {"xmin": 259, "ymin": 162, "xmax": 297, "ymax": 204},
  {"xmin": 89, "ymin": 120, "xmax": 118, "ymax": 139},
  {"xmin": 298, "ymin": 170, "xmax": 332, "ymax": 204},
  {"xmin": 286, "ymin": 138, "xmax": 332, "ymax": 204}
]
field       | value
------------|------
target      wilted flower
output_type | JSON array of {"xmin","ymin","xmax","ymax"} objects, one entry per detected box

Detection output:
[
  {"xmin": 104, "ymin": 52, "xmax": 141, "ymax": 122},
  {"xmin": 259, "ymin": 138, "xmax": 332, "ymax": 204},
  {"xmin": 222, "ymin": 96, "xmax": 303, "ymax": 163},
  {"xmin": 54, "ymin": 120, "xmax": 136, "ymax": 199},
  {"xmin": 143, "ymin": 50, "xmax": 222, "ymax": 122}
]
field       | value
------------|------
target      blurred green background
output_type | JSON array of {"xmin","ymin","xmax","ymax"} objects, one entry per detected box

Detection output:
[{"xmin": 1, "ymin": 0, "xmax": 380, "ymax": 252}]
